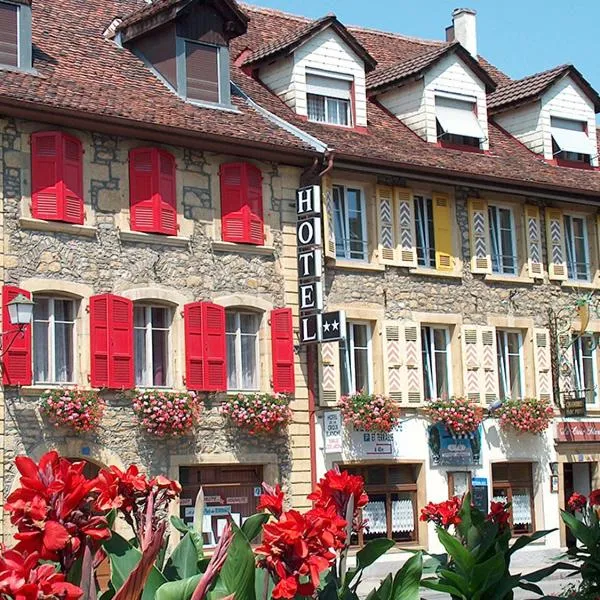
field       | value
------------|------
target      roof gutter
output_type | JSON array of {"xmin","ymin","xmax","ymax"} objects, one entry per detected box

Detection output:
[
  {"xmin": 334, "ymin": 155, "xmax": 600, "ymax": 204},
  {"xmin": 232, "ymin": 83, "xmax": 329, "ymax": 154}
]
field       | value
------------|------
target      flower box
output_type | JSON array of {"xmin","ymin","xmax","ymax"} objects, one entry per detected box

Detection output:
[
  {"xmin": 221, "ymin": 392, "xmax": 292, "ymax": 435},
  {"xmin": 39, "ymin": 387, "xmax": 104, "ymax": 433}
]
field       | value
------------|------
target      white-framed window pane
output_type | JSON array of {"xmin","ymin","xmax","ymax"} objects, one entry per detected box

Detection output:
[
  {"xmin": 415, "ymin": 196, "xmax": 435, "ymax": 268},
  {"xmin": 225, "ymin": 311, "xmax": 259, "ymax": 391},
  {"xmin": 333, "ymin": 185, "xmax": 347, "ymax": 258},
  {"xmin": 340, "ymin": 322, "xmax": 372, "ymax": 395},
  {"xmin": 489, "ymin": 206, "xmax": 517, "ymax": 275},
  {"xmin": 497, "ymin": 331, "xmax": 523, "ymax": 400},
  {"xmin": 326, "ymin": 97, "xmax": 350, "ymax": 126},
  {"xmin": 333, "ymin": 185, "xmax": 366, "ymax": 260},
  {"xmin": 573, "ymin": 335, "xmax": 597, "ymax": 404},
  {"xmin": 307, "ymin": 94, "xmax": 326, "ymax": 122},
  {"xmin": 422, "ymin": 326, "xmax": 450, "ymax": 400},
  {"xmin": 33, "ymin": 297, "xmax": 75, "ymax": 384},
  {"xmin": 134, "ymin": 305, "xmax": 171, "ymax": 387},
  {"xmin": 565, "ymin": 215, "xmax": 589, "ymax": 281}
]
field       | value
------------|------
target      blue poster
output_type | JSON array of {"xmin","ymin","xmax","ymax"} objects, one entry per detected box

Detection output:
[{"xmin": 428, "ymin": 423, "xmax": 482, "ymax": 466}]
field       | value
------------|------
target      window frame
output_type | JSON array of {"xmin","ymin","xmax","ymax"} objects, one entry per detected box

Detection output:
[
  {"xmin": 0, "ymin": 1, "xmax": 31, "ymax": 71},
  {"xmin": 563, "ymin": 213, "xmax": 591, "ymax": 282},
  {"xmin": 421, "ymin": 325, "xmax": 452, "ymax": 400},
  {"xmin": 572, "ymin": 334, "xmax": 597, "ymax": 405},
  {"xmin": 133, "ymin": 304, "xmax": 173, "ymax": 389},
  {"xmin": 434, "ymin": 95, "xmax": 483, "ymax": 149},
  {"xmin": 305, "ymin": 72, "xmax": 353, "ymax": 127},
  {"xmin": 414, "ymin": 194, "xmax": 436, "ymax": 268},
  {"xmin": 32, "ymin": 295, "xmax": 77, "ymax": 385},
  {"xmin": 332, "ymin": 184, "xmax": 368, "ymax": 261},
  {"xmin": 491, "ymin": 462, "xmax": 535, "ymax": 536},
  {"xmin": 550, "ymin": 116, "xmax": 592, "ymax": 165},
  {"xmin": 488, "ymin": 203, "xmax": 518, "ymax": 275},
  {"xmin": 340, "ymin": 321, "xmax": 373, "ymax": 395},
  {"xmin": 496, "ymin": 329, "xmax": 525, "ymax": 400},
  {"xmin": 225, "ymin": 309, "xmax": 261, "ymax": 392}
]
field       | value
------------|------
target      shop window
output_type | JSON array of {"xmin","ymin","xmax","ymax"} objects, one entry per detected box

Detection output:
[
  {"xmin": 342, "ymin": 464, "xmax": 420, "ymax": 545},
  {"xmin": 179, "ymin": 465, "xmax": 263, "ymax": 546},
  {"xmin": 33, "ymin": 296, "xmax": 76, "ymax": 384},
  {"xmin": 421, "ymin": 325, "xmax": 451, "ymax": 400},
  {"xmin": 492, "ymin": 462, "xmax": 534, "ymax": 535},
  {"xmin": 226, "ymin": 310, "xmax": 260, "ymax": 391},
  {"xmin": 340, "ymin": 322, "xmax": 372, "ymax": 395},
  {"xmin": 564, "ymin": 214, "xmax": 590, "ymax": 281},
  {"xmin": 488, "ymin": 205, "xmax": 517, "ymax": 275},
  {"xmin": 333, "ymin": 185, "xmax": 367, "ymax": 260},
  {"xmin": 134, "ymin": 305, "xmax": 172, "ymax": 387},
  {"xmin": 496, "ymin": 330, "xmax": 523, "ymax": 400},
  {"xmin": 572, "ymin": 334, "xmax": 597, "ymax": 405}
]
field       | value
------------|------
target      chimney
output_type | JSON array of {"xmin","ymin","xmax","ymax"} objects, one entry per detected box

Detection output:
[{"xmin": 445, "ymin": 8, "xmax": 477, "ymax": 58}]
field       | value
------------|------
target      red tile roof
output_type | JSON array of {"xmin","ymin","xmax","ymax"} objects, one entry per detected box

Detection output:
[
  {"xmin": 489, "ymin": 64, "xmax": 600, "ymax": 113},
  {"xmin": 243, "ymin": 13, "xmax": 377, "ymax": 72},
  {"xmin": 366, "ymin": 41, "xmax": 496, "ymax": 94}
]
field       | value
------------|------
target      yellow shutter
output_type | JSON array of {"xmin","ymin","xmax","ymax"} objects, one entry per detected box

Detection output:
[
  {"xmin": 468, "ymin": 198, "xmax": 491, "ymax": 274},
  {"xmin": 403, "ymin": 321, "xmax": 423, "ymax": 404},
  {"xmin": 320, "ymin": 341, "xmax": 340, "ymax": 406},
  {"xmin": 383, "ymin": 321, "xmax": 404, "ymax": 403},
  {"xmin": 321, "ymin": 174, "xmax": 336, "ymax": 259},
  {"xmin": 395, "ymin": 187, "xmax": 417, "ymax": 267},
  {"xmin": 545, "ymin": 208, "xmax": 567, "ymax": 280},
  {"xmin": 432, "ymin": 192, "xmax": 454, "ymax": 272},
  {"xmin": 524, "ymin": 205, "xmax": 544, "ymax": 279},
  {"xmin": 376, "ymin": 186, "xmax": 397, "ymax": 265}
]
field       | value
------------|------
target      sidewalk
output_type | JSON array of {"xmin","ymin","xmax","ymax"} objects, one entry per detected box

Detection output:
[{"xmin": 354, "ymin": 546, "xmax": 579, "ymax": 598}]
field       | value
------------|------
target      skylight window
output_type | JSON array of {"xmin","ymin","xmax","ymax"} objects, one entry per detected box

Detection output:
[
  {"xmin": 551, "ymin": 117, "xmax": 594, "ymax": 164},
  {"xmin": 435, "ymin": 95, "xmax": 483, "ymax": 148},
  {"xmin": 306, "ymin": 73, "xmax": 352, "ymax": 127}
]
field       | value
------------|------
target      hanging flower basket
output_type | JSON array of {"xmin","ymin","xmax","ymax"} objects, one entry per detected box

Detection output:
[
  {"xmin": 338, "ymin": 392, "xmax": 400, "ymax": 433},
  {"xmin": 221, "ymin": 392, "xmax": 292, "ymax": 435},
  {"xmin": 39, "ymin": 387, "xmax": 105, "ymax": 433},
  {"xmin": 131, "ymin": 390, "xmax": 201, "ymax": 438},
  {"xmin": 424, "ymin": 396, "xmax": 485, "ymax": 436},
  {"xmin": 496, "ymin": 397, "xmax": 553, "ymax": 434}
]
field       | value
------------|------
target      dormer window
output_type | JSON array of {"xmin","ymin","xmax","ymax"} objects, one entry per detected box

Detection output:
[
  {"xmin": 435, "ymin": 95, "xmax": 483, "ymax": 148},
  {"xmin": 0, "ymin": 1, "xmax": 32, "ymax": 70},
  {"xmin": 306, "ymin": 73, "xmax": 352, "ymax": 126},
  {"xmin": 185, "ymin": 41, "xmax": 220, "ymax": 104},
  {"xmin": 551, "ymin": 117, "xmax": 594, "ymax": 165}
]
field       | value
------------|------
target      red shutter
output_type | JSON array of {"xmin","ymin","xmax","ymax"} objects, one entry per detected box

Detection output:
[
  {"xmin": 202, "ymin": 302, "xmax": 226, "ymax": 392},
  {"xmin": 31, "ymin": 132, "xmax": 62, "ymax": 221},
  {"xmin": 158, "ymin": 150, "xmax": 177, "ymax": 235},
  {"xmin": 108, "ymin": 296, "xmax": 134, "ymax": 389},
  {"xmin": 246, "ymin": 163, "xmax": 264, "ymax": 245},
  {"xmin": 220, "ymin": 162, "xmax": 247, "ymax": 243},
  {"xmin": 270, "ymin": 308, "xmax": 295, "ymax": 393},
  {"xmin": 90, "ymin": 295, "xmax": 109, "ymax": 388},
  {"xmin": 61, "ymin": 134, "xmax": 84, "ymax": 224},
  {"xmin": 184, "ymin": 302, "xmax": 205, "ymax": 390},
  {"xmin": 1, "ymin": 286, "xmax": 32, "ymax": 386},
  {"xmin": 129, "ymin": 148, "xmax": 158, "ymax": 233},
  {"xmin": 90, "ymin": 294, "xmax": 133, "ymax": 389}
]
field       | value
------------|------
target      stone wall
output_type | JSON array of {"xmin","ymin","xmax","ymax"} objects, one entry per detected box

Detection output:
[{"xmin": 0, "ymin": 116, "xmax": 312, "ymax": 532}]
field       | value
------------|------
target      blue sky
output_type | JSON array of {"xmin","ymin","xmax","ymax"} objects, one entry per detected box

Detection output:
[{"xmin": 250, "ymin": 0, "xmax": 600, "ymax": 90}]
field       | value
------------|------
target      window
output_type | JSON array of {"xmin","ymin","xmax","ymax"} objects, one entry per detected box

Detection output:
[
  {"xmin": 226, "ymin": 311, "xmax": 260, "ymax": 391},
  {"xmin": 333, "ymin": 185, "xmax": 367, "ymax": 260},
  {"xmin": 185, "ymin": 42, "xmax": 220, "ymax": 104},
  {"xmin": 129, "ymin": 147, "xmax": 177, "ymax": 235},
  {"xmin": 496, "ymin": 330, "xmax": 523, "ymax": 400},
  {"xmin": 488, "ymin": 205, "xmax": 517, "ymax": 275},
  {"xmin": 33, "ymin": 297, "xmax": 76, "ymax": 384},
  {"xmin": 564, "ymin": 215, "xmax": 590, "ymax": 281},
  {"xmin": 435, "ymin": 95, "xmax": 483, "ymax": 148},
  {"xmin": 306, "ymin": 74, "xmax": 352, "ymax": 126},
  {"xmin": 448, "ymin": 472, "xmax": 472, "ymax": 498},
  {"xmin": 134, "ymin": 305, "xmax": 172, "ymax": 387},
  {"xmin": 179, "ymin": 465, "xmax": 263, "ymax": 546},
  {"xmin": 343, "ymin": 464, "xmax": 420, "ymax": 545},
  {"xmin": 414, "ymin": 195, "xmax": 435, "ymax": 268},
  {"xmin": 572, "ymin": 334, "xmax": 597, "ymax": 404},
  {"xmin": 31, "ymin": 131, "xmax": 84, "ymax": 225},
  {"xmin": 220, "ymin": 162, "xmax": 264, "ymax": 245},
  {"xmin": 340, "ymin": 322, "xmax": 372, "ymax": 395},
  {"xmin": 551, "ymin": 117, "xmax": 593, "ymax": 164},
  {"xmin": 0, "ymin": 2, "xmax": 18, "ymax": 67},
  {"xmin": 492, "ymin": 462, "xmax": 534, "ymax": 535},
  {"xmin": 421, "ymin": 326, "xmax": 451, "ymax": 400}
]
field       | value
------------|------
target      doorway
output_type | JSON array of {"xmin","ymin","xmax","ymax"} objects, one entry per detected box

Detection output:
[{"xmin": 564, "ymin": 462, "xmax": 592, "ymax": 548}]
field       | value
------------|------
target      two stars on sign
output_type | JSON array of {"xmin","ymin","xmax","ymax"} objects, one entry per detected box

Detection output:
[{"xmin": 322, "ymin": 318, "xmax": 339, "ymax": 333}]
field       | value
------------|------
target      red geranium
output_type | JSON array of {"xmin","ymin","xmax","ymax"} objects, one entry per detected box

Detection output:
[
  {"xmin": 420, "ymin": 497, "xmax": 462, "ymax": 528},
  {"xmin": 258, "ymin": 483, "xmax": 285, "ymax": 518},
  {"xmin": 589, "ymin": 489, "xmax": 600, "ymax": 507},
  {"xmin": 568, "ymin": 492, "xmax": 588, "ymax": 512},
  {"xmin": 308, "ymin": 468, "xmax": 368, "ymax": 528},
  {"xmin": 487, "ymin": 501, "xmax": 511, "ymax": 530}
]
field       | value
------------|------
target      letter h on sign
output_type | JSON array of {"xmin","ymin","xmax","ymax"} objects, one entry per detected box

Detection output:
[{"xmin": 297, "ymin": 186, "xmax": 320, "ymax": 216}]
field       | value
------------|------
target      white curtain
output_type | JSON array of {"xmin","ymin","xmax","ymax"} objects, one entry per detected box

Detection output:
[
  {"xmin": 392, "ymin": 499, "xmax": 414, "ymax": 533},
  {"xmin": 512, "ymin": 493, "xmax": 532, "ymax": 525},
  {"xmin": 363, "ymin": 501, "xmax": 386, "ymax": 534}
]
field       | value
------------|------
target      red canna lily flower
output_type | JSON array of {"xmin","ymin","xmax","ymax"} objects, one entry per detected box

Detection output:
[
  {"xmin": 589, "ymin": 489, "xmax": 600, "ymax": 506},
  {"xmin": 258, "ymin": 483, "xmax": 285, "ymax": 518},
  {"xmin": 568, "ymin": 492, "xmax": 587, "ymax": 512},
  {"xmin": 420, "ymin": 497, "xmax": 462, "ymax": 528},
  {"xmin": 487, "ymin": 501, "xmax": 511, "ymax": 530}
]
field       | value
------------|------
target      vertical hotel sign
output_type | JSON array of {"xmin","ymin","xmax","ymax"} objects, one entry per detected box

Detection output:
[{"xmin": 296, "ymin": 185, "xmax": 345, "ymax": 344}]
